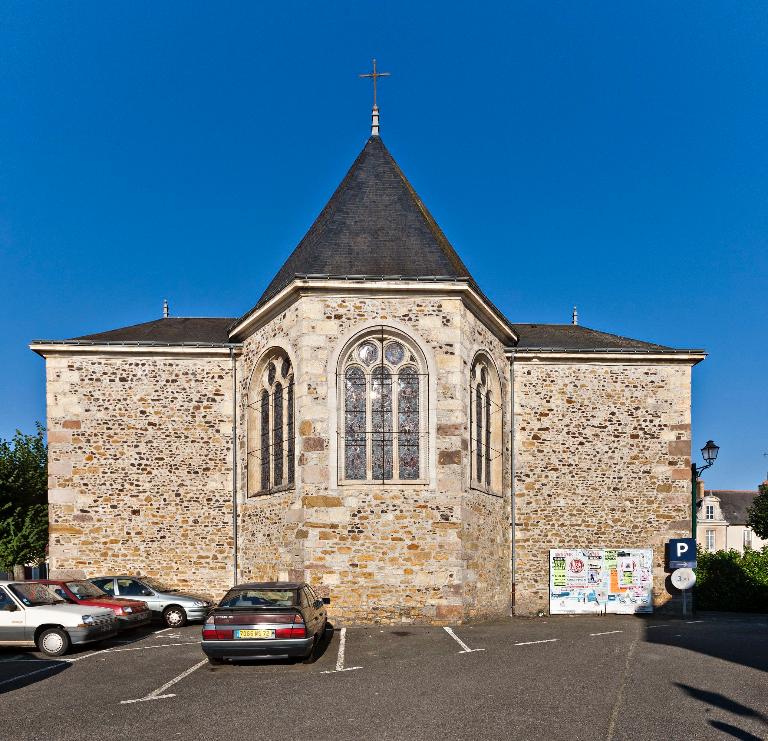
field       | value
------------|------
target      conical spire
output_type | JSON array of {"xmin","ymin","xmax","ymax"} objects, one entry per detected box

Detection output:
[{"xmin": 255, "ymin": 136, "xmax": 474, "ymax": 308}]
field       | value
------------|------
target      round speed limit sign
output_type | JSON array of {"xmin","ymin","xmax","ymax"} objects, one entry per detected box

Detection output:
[{"xmin": 671, "ymin": 568, "xmax": 696, "ymax": 590}]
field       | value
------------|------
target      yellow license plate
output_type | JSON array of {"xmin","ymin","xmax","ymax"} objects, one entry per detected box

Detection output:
[{"xmin": 236, "ymin": 629, "xmax": 274, "ymax": 639}]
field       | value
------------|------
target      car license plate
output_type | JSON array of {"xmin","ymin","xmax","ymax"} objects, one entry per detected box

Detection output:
[{"xmin": 235, "ymin": 629, "xmax": 274, "ymax": 639}]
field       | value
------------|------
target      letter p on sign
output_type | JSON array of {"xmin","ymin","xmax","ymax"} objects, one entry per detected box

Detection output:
[{"xmin": 667, "ymin": 538, "xmax": 697, "ymax": 569}]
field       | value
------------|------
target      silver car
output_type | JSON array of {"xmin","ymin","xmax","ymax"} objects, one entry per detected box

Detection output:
[{"xmin": 90, "ymin": 576, "xmax": 211, "ymax": 627}]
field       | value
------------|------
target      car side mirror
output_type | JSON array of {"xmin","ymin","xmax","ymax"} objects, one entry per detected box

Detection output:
[{"xmin": 322, "ymin": 597, "xmax": 331, "ymax": 605}]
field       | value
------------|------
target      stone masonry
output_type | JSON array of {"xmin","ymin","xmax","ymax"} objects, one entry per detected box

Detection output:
[
  {"xmin": 512, "ymin": 359, "xmax": 692, "ymax": 615},
  {"xmin": 45, "ymin": 353, "xmax": 235, "ymax": 596},
  {"xmin": 236, "ymin": 291, "xmax": 512, "ymax": 624}
]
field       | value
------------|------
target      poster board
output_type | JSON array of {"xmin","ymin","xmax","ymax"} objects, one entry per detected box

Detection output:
[{"xmin": 549, "ymin": 548, "xmax": 653, "ymax": 614}]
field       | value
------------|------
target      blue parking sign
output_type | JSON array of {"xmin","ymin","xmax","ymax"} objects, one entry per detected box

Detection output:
[{"xmin": 667, "ymin": 538, "xmax": 697, "ymax": 569}]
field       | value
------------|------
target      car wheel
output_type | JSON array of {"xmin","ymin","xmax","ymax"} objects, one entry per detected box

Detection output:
[
  {"xmin": 162, "ymin": 606, "xmax": 187, "ymax": 628},
  {"xmin": 37, "ymin": 628, "xmax": 71, "ymax": 657},
  {"xmin": 301, "ymin": 634, "xmax": 318, "ymax": 664}
]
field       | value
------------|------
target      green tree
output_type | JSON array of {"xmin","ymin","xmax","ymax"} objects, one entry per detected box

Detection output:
[
  {"xmin": 747, "ymin": 483, "xmax": 768, "ymax": 540},
  {"xmin": 0, "ymin": 425, "xmax": 48, "ymax": 571},
  {"xmin": 0, "ymin": 503, "xmax": 48, "ymax": 571}
]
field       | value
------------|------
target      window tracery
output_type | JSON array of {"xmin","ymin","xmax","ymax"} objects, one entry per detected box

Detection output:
[
  {"xmin": 471, "ymin": 355, "xmax": 502, "ymax": 492},
  {"xmin": 340, "ymin": 332, "xmax": 427, "ymax": 483},
  {"xmin": 247, "ymin": 350, "xmax": 295, "ymax": 495}
]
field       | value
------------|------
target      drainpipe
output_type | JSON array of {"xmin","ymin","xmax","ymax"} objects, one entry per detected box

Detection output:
[
  {"xmin": 230, "ymin": 347, "xmax": 238, "ymax": 586},
  {"xmin": 509, "ymin": 351, "xmax": 516, "ymax": 611}
]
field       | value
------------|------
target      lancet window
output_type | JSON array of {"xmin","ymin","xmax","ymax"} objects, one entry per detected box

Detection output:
[
  {"xmin": 470, "ymin": 355, "xmax": 502, "ymax": 492},
  {"xmin": 247, "ymin": 350, "xmax": 295, "ymax": 495},
  {"xmin": 340, "ymin": 331, "xmax": 427, "ymax": 483}
]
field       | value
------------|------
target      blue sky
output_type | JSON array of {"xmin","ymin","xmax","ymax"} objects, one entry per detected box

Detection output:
[{"xmin": 1, "ymin": 2, "xmax": 766, "ymax": 489}]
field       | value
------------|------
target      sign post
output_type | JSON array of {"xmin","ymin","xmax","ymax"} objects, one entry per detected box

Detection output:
[{"xmin": 666, "ymin": 538, "xmax": 697, "ymax": 617}]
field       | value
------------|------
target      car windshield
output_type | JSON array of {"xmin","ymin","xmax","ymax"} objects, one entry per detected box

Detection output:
[
  {"xmin": 140, "ymin": 577, "xmax": 172, "ymax": 592},
  {"xmin": 66, "ymin": 581, "xmax": 106, "ymax": 599},
  {"xmin": 10, "ymin": 582, "xmax": 64, "ymax": 607},
  {"xmin": 218, "ymin": 589, "xmax": 296, "ymax": 608}
]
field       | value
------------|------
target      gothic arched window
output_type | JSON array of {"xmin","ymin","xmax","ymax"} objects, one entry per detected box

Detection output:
[
  {"xmin": 471, "ymin": 355, "xmax": 502, "ymax": 492},
  {"xmin": 340, "ymin": 331, "xmax": 427, "ymax": 483},
  {"xmin": 247, "ymin": 350, "xmax": 295, "ymax": 495}
]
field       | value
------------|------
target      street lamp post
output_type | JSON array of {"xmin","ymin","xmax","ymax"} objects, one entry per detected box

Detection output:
[{"xmin": 691, "ymin": 440, "xmax": 720, "ymax": 538}]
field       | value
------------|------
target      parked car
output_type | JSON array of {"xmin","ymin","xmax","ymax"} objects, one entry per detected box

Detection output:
[
  {"xmin": 30, "ymin": 579, "xmax": 151, "ymax": 630},
  {"xmin": 201, "ymin": 581, "xmax": 328, "ymax": 665},
  {"xmin": 0, "ymin": 580, "xmax": 117, "ymax": 656},
  {"xmin": 89, "ymin": 576, "xmax": 211, "ymax": 627}
]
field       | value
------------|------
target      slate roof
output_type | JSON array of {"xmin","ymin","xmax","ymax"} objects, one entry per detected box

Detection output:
[
  {"xmin": 510, "ymin": 324, "xmax": 700, "ymax": 353},
  {"xmin": 254, "ymin": 136, "xmax": 474, "ymax": 309},
  {"xmin": 704, "ymin": 490, "xmax": 758, "ymax": 525},
  {"xmin": 33, "ymin": 318, "xmax": 702, "ymax": 353},
  {"xmin": 43, "ymin": 318, "xmax": 237, "ymax": 345}
]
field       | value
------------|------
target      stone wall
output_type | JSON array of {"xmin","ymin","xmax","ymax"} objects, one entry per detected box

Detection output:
[
  {"xmin": 237, "ymin": 291, "xmax": 513, "ymax": 624},
  {"xmin": 512, "ymin": 359, "xmax": 693, "ymax": 615},
  {"xmin": 45, "ymin": 353, "xmax": 234, "ymax": 598}
]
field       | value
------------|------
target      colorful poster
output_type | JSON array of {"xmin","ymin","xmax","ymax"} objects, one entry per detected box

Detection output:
[{"xmin": 549, "ymin": 548, "xmax": 653, "ymax": 615}]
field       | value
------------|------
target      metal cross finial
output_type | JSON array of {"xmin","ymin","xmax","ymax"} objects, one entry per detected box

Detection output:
[{"xmin": 359, "ymin": 58, "xmax": 390, "ymax": 109}]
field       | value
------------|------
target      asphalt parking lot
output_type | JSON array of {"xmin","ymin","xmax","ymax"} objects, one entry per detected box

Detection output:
[{"xmin": 1, "ymin": 613, "xmax": 766, "ymax": 741}]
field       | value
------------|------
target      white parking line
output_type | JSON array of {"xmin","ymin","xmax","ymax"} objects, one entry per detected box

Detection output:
[
  {"xmin": 685, "ymin": 620, "xmax": 705, "ymax": 624},
  {"xmin": 154, "ymin": 628, "xmax": 172, "ymax": 635},
  {"xmin": 514, "ymin": 639, "xmax": 558, "ymax": 646},
  {"xmin": 590, "ymin": 631, "xmax": 623, "ymax": 637},
  {"xmin": 321, "ymin": 627, "xmax": 362, "ymax": 674},
  {"xmin": 121, "ymin": 658, "xmax": 208, "ymax": 704},
  {"xmin": 443, "ymin": 627, "xmax": 485, "ymax": 654},
  {"xmin": 646, "ymin": 624, "xmax": 670, "ymax": 629}
]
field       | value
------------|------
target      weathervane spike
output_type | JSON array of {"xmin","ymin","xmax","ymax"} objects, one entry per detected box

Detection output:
[{"xmin": 359, "ymin": 58, "xmax": 391, "ymax": 136}]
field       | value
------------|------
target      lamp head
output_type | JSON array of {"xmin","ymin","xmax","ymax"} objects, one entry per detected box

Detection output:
[{"xmin": 701, "ymin": 440, "xmax": 720, "ymax": 464}]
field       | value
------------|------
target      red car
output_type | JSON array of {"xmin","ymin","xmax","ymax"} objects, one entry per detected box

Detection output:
[{"xmin": 31, "ymin": 579, "xmax": 152, "ymax": 630}]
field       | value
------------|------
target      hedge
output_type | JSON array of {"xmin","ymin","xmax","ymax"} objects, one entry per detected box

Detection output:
[{"xmin": 694, "ymin": 546, "xmax": 768, "ymax": 613}]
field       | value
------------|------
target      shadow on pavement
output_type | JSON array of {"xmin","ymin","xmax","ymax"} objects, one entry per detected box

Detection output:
[
  {"xmin": 642, "ymin": 616, "xmax": 768, "ymax": 674},
  {"xmin": 708, "ymin": 720, "xmax": 764, "ymax": 741},
  {"xmin": 674, "ymin": 683, "xmax": 767, "ymax": 723},
  {"xmin": 0, "ymin": 659, "xmax": 69, "ymax": 694}
]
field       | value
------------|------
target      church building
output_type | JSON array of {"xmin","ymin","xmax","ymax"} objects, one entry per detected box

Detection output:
[{"xmin": 31, "ymin": 107, "xmax": 705, "ymax": 622}]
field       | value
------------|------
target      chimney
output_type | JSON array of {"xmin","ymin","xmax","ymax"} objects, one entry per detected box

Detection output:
[{"xmin": 163, "ymin": 299, "xmax": 169, "ymax": 319}]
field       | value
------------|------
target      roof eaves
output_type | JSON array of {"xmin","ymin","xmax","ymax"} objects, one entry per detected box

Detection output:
[{"xmin": 30, "ymin": 340, "xmax": 242, "ymax": 348}]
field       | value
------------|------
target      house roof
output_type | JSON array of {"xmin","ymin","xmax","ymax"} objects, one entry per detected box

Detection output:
[
  {"xmin": 51, "ymin": 318, "xmax": 237, "ymax": 346},
  {"xmin": 253, "ymin": 135, "xmax": 475, "ymax": 310},
  {"xmin": 510, "ymin": 324, "xmax": 701, "ymax": 353},
  {"xmin": 703, "ymin": 490, "xmax": 758, "ymax": 525}
]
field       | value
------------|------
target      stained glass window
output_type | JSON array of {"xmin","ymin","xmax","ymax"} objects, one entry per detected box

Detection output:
[
  {"xmin": 344, "ymin": 366, "xmax": 367, "ymax": 479},
  {"xmin": 485, "ymin": 391, "xmax": 491, "ymax": 485},
  {"xmin": 385, "ymin": 341, "xmax": 405, "ymax": 365},
  {"xmin": 248, "ymin": 351, "xmax": 295, "ymax": 495},
  {"xmin": 398, "ymin": 365, "xmax": 420, "ymax": 479},
  {"xmin": 260, "ymin": 389, "xmax": 270, "ymax": 491},
  {"xmin": 273, "ymin": 382, "xmax": 283, "ymax": 484},
  {"xmin": 471, "ymin": 356, "xmax": 500, "ymax": 491},
  {"xmin": 357, "ymin": 341, "xmax": 379, "ymax": 366},
  {"xmin": 287, "ymin": 381, "xmax": 294, "ymax": 485},
  {"xmin": 475, "ymin": 385, "xmax": 483, "ymax": 483},
  {"xmin": 371, "ymin": 366, "xmax": 393, "ymax": 480},
  {"xmin": 341, "ymin": 333, "xmax": 425, "ymax": 483}
]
